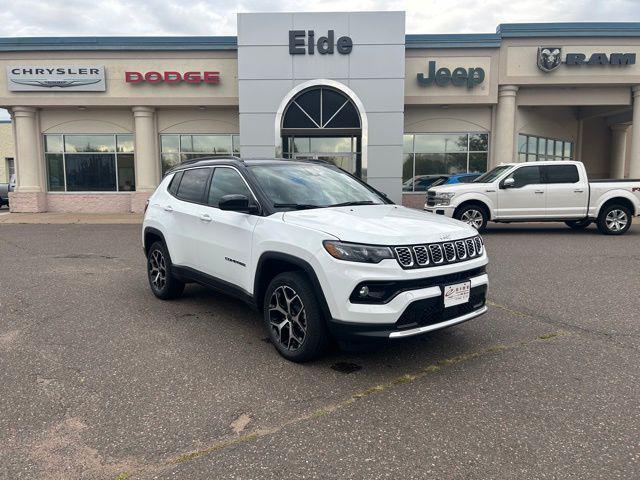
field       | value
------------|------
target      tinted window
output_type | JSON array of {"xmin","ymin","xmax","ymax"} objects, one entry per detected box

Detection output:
[
  {"xmin": 458, "ymin": 175, "xmax": 479, "ymax": 183},
  {"xmin": 176, "ymin": 168, "xmax": 210, "ymax": 203},
  {"xmin": 544, "ymin": 165, "xmax": 579, "ymax": 184},
  {"xmin": 65, "ymin": 154, "xmax": 116, "ymax": 191},
  {"xmin": 207, "ymin": 168, "xmax": 252, "ymax": 207},
  {"xmin": 510, "ymin": 166, "xmax": 542, "ymax": 187},
  {"xmin": 168, "ymin": 171, "xmax": 183, "ymax": 195}
]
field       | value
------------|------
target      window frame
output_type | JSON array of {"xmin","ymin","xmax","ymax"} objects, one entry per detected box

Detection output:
[
  {"xmin": 542, "ymin": 164, "xmax": 580, "ymax": 184},
  {"xmin": 205, "ymin": 166, "xmax": 260, "ymax": 210},
  {"xmin": 505, "ymin": 164, "xmax": 544, "ymax": 188},
  {"xmin": 403, "ymin": 132, "xmax": 490, "ymax": 193},
  {"xmin": 172, "ymin": 166, "xmax": 213, "ymax": 205},
  {"xmin": 44, "ymin": 133, "xmax": 135, "ymax": 193},
  {"xmin": 517, "ymin": 134, "xmax": 574, "ymax": 163}
]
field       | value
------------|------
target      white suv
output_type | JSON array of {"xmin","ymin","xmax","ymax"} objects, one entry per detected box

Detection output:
[{"xmin": 142, "ymin": 158, "xmax": 489, "ymax": 362}]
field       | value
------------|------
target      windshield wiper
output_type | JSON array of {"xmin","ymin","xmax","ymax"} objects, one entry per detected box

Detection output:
[
  {"xmin": 273, "ymin": 203, "xmax": 322, "ymax": 210},
  {"xmin": 327, "ymin": 200, "xmax": 377, "ymax": 207}
]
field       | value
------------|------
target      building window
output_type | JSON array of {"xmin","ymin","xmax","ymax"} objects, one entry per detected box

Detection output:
[
  {"xmin": 402, "ymin": 133, "xmax": 489, "ymax": 192},
  {"xmin": 518, "ymin": 134, "xmax": 573, "ymax": 162},
  {"xmin": 44, "ymin": 134, "xmax": 135, "ymax": 192},
  {"xmin": 160, "ymin": 134, "xmax": 240, "ymax": 174},
  {"xmin": 5, "ymin": 157, "xmax": 14, "ymax": 181}
]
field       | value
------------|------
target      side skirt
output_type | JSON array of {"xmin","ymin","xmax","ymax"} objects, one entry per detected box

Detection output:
[{"xmin": 172, "ymin": 265, "xmax": 257, "ymax": 309}]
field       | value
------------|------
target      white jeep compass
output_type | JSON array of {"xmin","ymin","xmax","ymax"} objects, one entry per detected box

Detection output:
[{"xmin": 142, "ymin": 158, "xmax": 489, "ymax": 362}]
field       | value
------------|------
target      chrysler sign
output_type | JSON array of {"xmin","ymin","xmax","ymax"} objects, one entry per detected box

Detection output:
[{"xmin": 7, "ymin": 66, "xmax": 106, "ymax": 91}]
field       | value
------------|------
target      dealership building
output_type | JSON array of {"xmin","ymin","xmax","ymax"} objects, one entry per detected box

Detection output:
[{"xmin": 2, "ymin": 13, "xmax": 640, "ymax": 212}]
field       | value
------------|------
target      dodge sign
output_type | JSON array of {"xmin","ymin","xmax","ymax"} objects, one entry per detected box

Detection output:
[{"xmin": 7, "ymin": 66, "xmax": 106, "ymax": 91}]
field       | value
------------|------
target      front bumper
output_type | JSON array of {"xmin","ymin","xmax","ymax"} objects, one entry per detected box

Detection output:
[{"xmin": 423, "ymin": 203, "xmax": 456, "ymax": 217}]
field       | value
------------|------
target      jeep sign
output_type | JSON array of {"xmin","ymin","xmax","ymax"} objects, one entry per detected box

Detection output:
[{"xmin": 417, "ymin": 61, "xmax": 485, "ymax": 89}]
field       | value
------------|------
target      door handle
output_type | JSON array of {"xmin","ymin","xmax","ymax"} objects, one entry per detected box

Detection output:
[
  {"xmin": 199, "ymin": 213, "xmax": 212, "ymax": 223},
  {"xmin": 534, "ymin": 190, "xmax": 544, "ymax": 194},
  {"xmin": 574, "ymin": 189, "xmax": 584, "ymax": 193},
  {"xmin": 164, "ymin": 205, "xmax": 173, "ymax": 212}
]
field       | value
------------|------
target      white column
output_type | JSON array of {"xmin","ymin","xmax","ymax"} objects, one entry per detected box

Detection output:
[
  {"xmin": 12, "ymin": 106, "xmax": 41, "ymax": 192},
  {"xmin": 629, "ymin": 87, "xmax": 640, "ymax": 179},
  {"xmin": 132, "ymin": 106, "xmax": 158, "ymax": 192},
  {"xmin": 492, "ymin": 85, "xmax": 519, "ymax": 167},
  {"xmin": 610, "ymin": 124, "xmax": 628, "ymax": 179}
]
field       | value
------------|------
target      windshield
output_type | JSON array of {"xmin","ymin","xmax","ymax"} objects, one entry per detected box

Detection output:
[
  {"xmin": 473, "ymin": 165, "xmax": 513, "ymax": 183},
  {"xmin": 249, "ymin": 163, "xmax": 385, "ymax": 209}
]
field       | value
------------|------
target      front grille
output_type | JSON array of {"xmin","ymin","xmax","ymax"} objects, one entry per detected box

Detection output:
[
  {"xmin": 394, "ymin": 247, "xmax": 414, "ymax": 267},
  {"xmin": 392, "ymin": 235, "xmax": 484, "ymax": 269}
]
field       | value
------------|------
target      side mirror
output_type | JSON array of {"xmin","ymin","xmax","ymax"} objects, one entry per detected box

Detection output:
[
  {"xmin": 502, "ymin": 177, "xmax": 515, "ymax": 189},
  {"xmin": 219, "ymin": 194, "xmax": 259, "ymax": 214}
]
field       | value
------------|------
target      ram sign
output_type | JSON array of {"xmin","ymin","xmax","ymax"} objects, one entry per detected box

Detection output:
[{"xmin": 7, "ymin": 66, "xmax": 106, "ymax": 91}]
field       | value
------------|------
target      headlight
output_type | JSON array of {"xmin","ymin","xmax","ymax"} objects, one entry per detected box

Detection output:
[
  {"xmin": 432, "ymin": 192, "xmax": 455, "ymax": 205},
  {"xmin": 323, "ymin": 240, "xmax": 394, "ymax": 263}
]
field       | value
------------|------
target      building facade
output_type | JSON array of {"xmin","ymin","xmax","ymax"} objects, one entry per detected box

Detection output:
[{"xmin": 1, "ymin": 13, "xmax": 640, "ymax": 212}]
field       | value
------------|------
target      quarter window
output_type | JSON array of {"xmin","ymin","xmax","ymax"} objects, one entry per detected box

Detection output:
[
  {"xmin": 207, "ymin": 168, "xmax": 252, "ymax": 207},
  {"xmin": 518, "ymin": 134, "xmax": 573, "ymax": 162},
  {"xmin": 44, "ymin": 134, "xmax": 135, "ymax": 192},
  {"xmin": 160, "ymin": 134, "xmax": 240, "ymax": 174},
  {"xmin": 403, "ymin": 133, "xmax": 489, "ymax": 192},
  {"xmin": 175, "ymin": 168, "xmax": 211, "ymax": 203}
]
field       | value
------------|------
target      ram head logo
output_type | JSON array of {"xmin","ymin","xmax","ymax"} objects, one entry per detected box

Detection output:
[{"xmin": 537, "ymin": 47, "xmax": 562, "ymax": 72}]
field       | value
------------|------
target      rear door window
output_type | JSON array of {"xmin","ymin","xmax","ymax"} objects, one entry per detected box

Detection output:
[
  {"xmin": 544, "ymin": 164, "xmax": 579, "ymax": 184},
  {"xmin": 175, "ymin": 168, "xmax": 211, "ymax": 203}
]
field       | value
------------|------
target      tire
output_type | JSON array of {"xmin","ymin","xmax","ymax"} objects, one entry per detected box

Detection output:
[
  {"xmin": 147, "ymin": 241, "xmax": 185, "ymax": 299},
  {"xmin": 454, "ymin": 204, "xmax": 488, "ymax": 232},
  {"xmin": 596, "ymin": 204, "xmax": 632, "ymax": 235},
  {"xmin": 263, "ymin": 271, "xmax": 329, "ymax": 362},
  {"xmin": 565, "ymin": 219, "xmax": 592, "ymax": 230}
]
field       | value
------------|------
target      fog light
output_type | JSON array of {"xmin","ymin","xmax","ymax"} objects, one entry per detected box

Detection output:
[{"xmin": 358, "ymin": 286, "xmax": 370, "ymax": 297}]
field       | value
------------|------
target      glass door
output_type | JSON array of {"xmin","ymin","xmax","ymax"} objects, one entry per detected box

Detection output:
[{"xmin": 283, "ymin": 136, "xmax": 361, "ymax": 175}]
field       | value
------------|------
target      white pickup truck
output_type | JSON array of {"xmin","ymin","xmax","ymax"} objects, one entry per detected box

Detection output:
[{"xmin": 425, "ymin": 161, "xmax": 640, "ymax": 235}]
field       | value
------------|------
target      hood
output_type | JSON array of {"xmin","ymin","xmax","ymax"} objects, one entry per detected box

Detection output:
[
  {"xmin": 282, "ymin": 204, "xmax": 476, "ymax": 245},
  {"xmin": 428, "ymin": 182, "xmax": 491, "ymax": 195}
]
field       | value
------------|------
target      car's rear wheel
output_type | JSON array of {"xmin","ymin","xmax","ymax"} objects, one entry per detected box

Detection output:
[
  {"xmin": 565, "ymin": 219, "xmax": 592, "ymax": 230},
  {"xmin": 597, "ymin": 204, "xmax": 632, "ymax": 235},
  {"xmin": 263, "ymin": 272, "xmax": 329, "ymax": 362},
  {"xmin": 147, "ymin": 241, "xmax": 185, "ymax": 299},
  {"xmin": 454, "ymin": 204, "xmax": 488, "ymax": 232}
]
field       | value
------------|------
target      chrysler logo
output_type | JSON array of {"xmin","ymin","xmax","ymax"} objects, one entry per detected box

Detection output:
[
  {"xmin": 9, "ymin": 79, "xmax": 102, "ymax": 88},
  {"xmin": 537, "ymin": 47, "xmax": 562, "ymax": 72}
]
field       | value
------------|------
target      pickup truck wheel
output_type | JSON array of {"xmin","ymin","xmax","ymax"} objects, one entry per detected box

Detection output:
[
  {"xmin": 454, "ymin": 205, "xmax": 487, "ymax": 232},
  {"xmin": 147, "ymin": 241, "xmax": 185, "ymax": 299},
  {"xmin": 264, "ymin": 272, "xmax": 329, "ymax": 362},
  {"xmin": 565, "ymin": 219, "xmax": 592, "ymax": 230},
  {"xmin": 597, "ymin": 204, "xmax": 632, "ymax": 235}
]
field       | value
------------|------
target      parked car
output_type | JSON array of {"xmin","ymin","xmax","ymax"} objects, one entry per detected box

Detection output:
[
  {"xmin": 425, "ymin": 161, "xmax": 640, "ymax": 235},
  {"xmin": 143, "ymin": 158, "xmax": 489, "ymax": 362},
  {"xmin": 0, "ymin": 174, "xmax": 15, "ymax": 208},
  {"xmin": 403, "ymin": 173, "xmax": 481, "ymax": 192}
]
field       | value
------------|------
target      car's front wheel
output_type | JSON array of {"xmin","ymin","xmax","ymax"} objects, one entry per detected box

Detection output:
[
  {"xmin": 454, "ymin": 204, "xmax": 488, "ymax": 232},
  {"xmin": 263, "ymin": 272, "xmax": 329, "ymax": 362},
  {"xmin": 597, "ymin": 204, "xmax": 632, "ymax": 235},
  {"xmin": 147, "ymin": 241, "xmax": 185, "ymax": 299}
]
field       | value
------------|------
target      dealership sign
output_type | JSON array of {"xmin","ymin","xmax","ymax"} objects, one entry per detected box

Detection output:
[
  {"xmin": 537, "ymin": 47, "xmax": 636, "ymax": 73},
  {"xmin": 417, "ymin": 61, "xmax": 485, "ymax": 89},
  {"xmin": 7, "ymin": 66, "xmax": 106, "ymax": 91},
  {"xmin": 289, "ymin": 30, "xmax": 353, "ymax": 55},
  {"xmin": 125, "ymin": 71, "xmax": 220, "ymax": 84}
]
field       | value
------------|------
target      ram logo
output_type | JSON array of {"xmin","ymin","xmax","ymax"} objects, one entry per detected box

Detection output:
[{"xmin": 537, "ymin": 47, "xmax": 562, "ymax": 72}]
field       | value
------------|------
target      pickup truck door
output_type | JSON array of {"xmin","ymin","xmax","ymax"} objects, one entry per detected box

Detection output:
[
  {"xmin": 542, "ymin": 164, "xmax": 589, "ymax": 218},
  {"xmin": 496, "ymin": 165, "xmax": 546, "ymax": 218},
  {"xmin": 201, "ymin": 167, "xmax": 260, "ymax": 292}
]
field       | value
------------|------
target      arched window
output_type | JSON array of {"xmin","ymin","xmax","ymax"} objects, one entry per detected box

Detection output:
[{"xmin": 282, "ymin": 87, "xmax": 360, "ymax": 130}]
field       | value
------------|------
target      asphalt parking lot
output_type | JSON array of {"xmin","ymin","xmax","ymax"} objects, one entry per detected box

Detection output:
[{"xmin": 1, "ymin": 221, "xmax": 639, "ymax": 479}]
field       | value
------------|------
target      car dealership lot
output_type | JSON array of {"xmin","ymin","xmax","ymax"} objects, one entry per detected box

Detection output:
[{"xmin": 1, "ymin": 222, "xmax": 639, "ymax": 479}]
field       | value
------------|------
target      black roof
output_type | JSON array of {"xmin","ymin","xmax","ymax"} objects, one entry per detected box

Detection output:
[{"xmin": 165, "ymin": 156, "xmax": 331, "ymax": 175}]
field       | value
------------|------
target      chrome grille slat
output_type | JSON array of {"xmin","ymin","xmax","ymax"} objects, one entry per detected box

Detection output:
[
  {"xmin": 394, "ymin": 247, "xmax": 414, "ymax": 267},
  {"xmin": 428, "ymin": 244, "xmax": 444, "ymax": 264},
  {"xmin": 413, "ymin": 246, "xmax": 430, "ymax": 266},
  {"xmin": 393, "ymin": 236, "xmax": 483, "ymax": 269}
]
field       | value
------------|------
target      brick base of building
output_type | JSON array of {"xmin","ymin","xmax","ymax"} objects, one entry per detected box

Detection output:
[
  {"xmin": 401, "ymin": 193, "xmax": 426, "ymax": 210},
  {"xmin": 8, "ymin": 191, "xmax": 153, "ymax": 213}
]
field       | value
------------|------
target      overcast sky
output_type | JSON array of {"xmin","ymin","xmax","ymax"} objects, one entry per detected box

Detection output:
[{"xmin": 1, "ymin": 0, "xmax": 639, "ymax": 119}]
